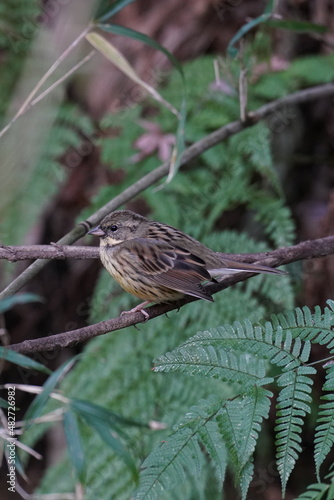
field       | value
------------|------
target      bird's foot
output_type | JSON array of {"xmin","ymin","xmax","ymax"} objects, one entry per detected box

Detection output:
[{"xmin": 121, "ymin": 301, "xmax": 151, "ymax": 321}]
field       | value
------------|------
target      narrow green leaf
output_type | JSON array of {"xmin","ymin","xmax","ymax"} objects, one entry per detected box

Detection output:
[
  {"xmin": 80, "ymin": 412, "xmax": 138, "ymax": 482},
  {"xmin": 227, "ymin": 13, "xmax": 272, "ymax": 57},
  {"xmin": 63, "ymin": 409, "xmax": 85, "ymax": 483},
  {"xmin": 90, "ymin": 23, "xmax": 186, "ymax": 186},
  {"xmin": 0, "ymin": 293, "xmax": 43, "ymax": 313},
  {"xmin": 96, "ymin": 0, "xmax": 136, "ymax": 23},
  {"xmin": 266, "ymin": 19, "xmax": 327, "ymax": 34},
  {"xmin": 0, "ymin": 346, "xmax": 51, "ymax": 374},
  {"xmin": 97, "ymin": 23, "xmax": 184, "ymax": 77},
  {"xmin": 70, "ymin": 398, "xmax": 145, "ymax": 433},
  {"xmin": 86, "ymin": 32, "xmax": 179, "ymax": 117},
  {"xmin": 159, "ymin": 97, "xmax": 187, "ymax": 186},
  {"xmin": 25, "ymin": 356, "xmax": 78, "ymax": 422}
]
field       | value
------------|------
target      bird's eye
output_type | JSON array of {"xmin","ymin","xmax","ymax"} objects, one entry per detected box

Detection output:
[{"xmin": 110, "ymin": 225, "xmax": 118, "ymax": 232}]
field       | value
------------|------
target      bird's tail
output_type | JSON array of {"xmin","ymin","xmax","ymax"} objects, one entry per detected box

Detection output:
[{"xmin": 209, "ymin": 259, "xmax": 287, "ymax": 278}]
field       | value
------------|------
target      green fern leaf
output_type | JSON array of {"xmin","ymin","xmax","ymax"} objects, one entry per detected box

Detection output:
[
  {"xmin": 154, "ymin": 346, "xmax": 268, "ymax": 386},
  {"xmin": 239, "ymin": 460, "xmax": 255, "ymax": 500},
  {"xmin": 314, "ymin": 364, "xmax": 334, "ymax": 480},
  {"xmin": 249, "ymin": 193, "xmax": 296, "ymax": 247},
  {"xmin": 270, "ymin": 304, "xmax": 334, "ymax": 348},
  {"xmin": 217, "ymin": 386, "xmax": 271, "ymax": 500},
  {"xmin": 197, "ymin": 420, "xmax": 227, "ymax": 483},
  {"xmin": 294, "ymin": 482, "xmax": 330, "ymax": 500},
  {"xmin": 135, "ymin": 396, "xmax": 225, "ymax": 500},
  {"xmin": 181, "ymin": 318, "xmax": 310, "ymax": 371},
  {"xmin": 276, "ymin": 366, "xmax": 316, "ymax": 495}
]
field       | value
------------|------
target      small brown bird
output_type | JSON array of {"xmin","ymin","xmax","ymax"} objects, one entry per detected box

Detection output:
[{"xmin": 89, "ymin": 210, "xmax": 285, "ymax": 319}]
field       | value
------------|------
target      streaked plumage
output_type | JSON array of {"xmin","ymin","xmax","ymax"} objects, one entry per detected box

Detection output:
[{"xmin": 89, "ymin": 210, "xmax": 285, "ymax": 318}]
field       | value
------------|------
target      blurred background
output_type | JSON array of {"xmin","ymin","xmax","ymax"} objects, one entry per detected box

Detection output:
[{"xmin": 1, "ymin": 0, "xmax": 334, "ymax": 499}]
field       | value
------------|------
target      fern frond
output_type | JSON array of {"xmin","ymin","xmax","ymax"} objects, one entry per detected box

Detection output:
[
  {"xmin": 249, "ymin": 193, "xmax": 296, "ymax": 247},
  {"xmin": 197, "ymin": 420, "xmax": 227, "ymax": 483},
  {"xmin": 135, "ymin": 396, "xmax": 225, "ymax": 500},
  {"xmin": 153, "ymin": 346, "xmax": 269, "ymax": 386},
  {"xmin": 181, "ymin": 319, "xmax": 310, "ymax": 370},
  {"xmin": 314, "ymin": 364, "xmax": 334, "ymax": 480},
  {"xmin": 271, "ymin": 302, "xmax": 334, "ymax": 348},
  {"xmin": 229, "ymin": 124, "xmax": 282, "ymax": 192},
  {"xmin": 217, "ymin": 386, "xmax": 272, "ymax": 500},
  {"xmin": 294, "ymin": 482, "xmax": 331, "ymax": 500},
  {"xmin": 276, "ymin": 366, "xmax": 316, "ymax": 495}
]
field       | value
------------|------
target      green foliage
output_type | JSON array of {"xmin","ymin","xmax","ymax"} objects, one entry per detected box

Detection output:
[
  {"xmin": 135, "ymin": 301, "xmax": 334, "ymax": 499},
  {"xmin": 0, "ymin": 292, "xmax": 43, "ymax": 313},
  {"xmin": 253, "ymin": 53, "xmax": 334, "ymax": 100},
  {"xmin": 0, "ymin": 345, "xmax": 51, "ymax": 374},
  {"xmin": 135, "ymin": 395, "xmax": 227, "ymax": 500},
  {"xmin": 33, "ymin": 46, "xmax": 334, "ymax": 499},
  {"xmin": 295, "ymin": 473, "xmax": 334, "ymax": 500},
  {"xmin": 216, "ymin": 386, "xmax": 272, "ymax": 498},
  {"xmin": 6, "ymin": 7, "xmax": 334, "ymax": 498},
  {"xmin": 18, "ymin": 358, "xmax": 145, "ymax": 487},
  {"xmin": 276, "ymin": 366, "xmax": 315, "ymax": 495},
  {"xmin": 314, "ymin": 364, "xmax": 334, "ymax": 480},
  {"xmin": 82, "ymin": 52, "xmax": 301, "ymax": 249},
  {"xmin": 27, "ymin": 299, "xmax": 334, "ymax": 499}
]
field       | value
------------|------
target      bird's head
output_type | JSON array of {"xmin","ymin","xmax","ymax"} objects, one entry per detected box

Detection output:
[{"xmin": 88, "ymin": 210, "xmax": 148, "ymax": 245}]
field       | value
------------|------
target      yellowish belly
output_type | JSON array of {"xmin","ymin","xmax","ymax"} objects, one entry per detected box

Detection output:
[{"xmin": 100, "ymin": 246, "xmax": 183, "ymax": 303}]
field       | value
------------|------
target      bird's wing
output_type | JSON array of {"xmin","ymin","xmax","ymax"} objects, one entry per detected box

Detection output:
[{"xmin": 119, "ymin": 238, "xmax": 213, "ymax": 302}]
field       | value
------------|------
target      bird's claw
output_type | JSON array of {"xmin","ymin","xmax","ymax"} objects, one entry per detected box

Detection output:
[{"xmin": 121, "ymin": 307, "xmax": 150, "ymax": 322}]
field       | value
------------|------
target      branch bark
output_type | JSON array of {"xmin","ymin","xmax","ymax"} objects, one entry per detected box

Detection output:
[
  {"xmin": 1, "ymin": 234, "xmax": 334, "ymax": 263},
  {"xmin": 1, "ymin": 82, "xmax": 334, "ymax": 301},
  {"xmin": 6, "ymin": 234, "xmax": 334, "ymax": 354}
]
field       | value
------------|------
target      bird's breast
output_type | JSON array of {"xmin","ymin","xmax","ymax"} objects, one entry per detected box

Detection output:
[{"xmin": 99, "ymin": 243, "xmax": 183, "ymax": 302}]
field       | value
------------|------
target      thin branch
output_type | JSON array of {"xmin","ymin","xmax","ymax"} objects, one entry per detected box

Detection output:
[
  {"xmin": 0, "ymin": 245, "xmax": 99, "ymax": 261},
  {"xmin": 6, "ymin": 234, "xmax": 334, "ymax": 354},
  {"xmin": 1, "ymin": 233, "xmax": 334, "ymax": 262},
  {"xmin": 4, "ymin": 383, "xmax": 70, "ymax": 404},
  {"xmin": 1, "ymin": 82, "xmax": 334, "ymax": 301},
  {"xmin": 30, "ymin": 50, "xmax": 96, "ymax": 109}
]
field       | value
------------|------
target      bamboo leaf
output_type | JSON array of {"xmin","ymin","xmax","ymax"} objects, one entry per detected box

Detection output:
[
  {"xmin": 24, "ymin": 357, "xmax": 78, "ymax": 422},
  {"xmin": 86, "ymin": 32, "xmax": 179, "ymax": 117},
  {"xmin": 0, "ymin": 346, "xmax": 51, "ymax": 374},
  {"xmin": 97, "ymin": 23, "xmax": 183, "ymax": 77},
  {"xmin": 266, "ymin": 19, "xmax": 327, "ymax": 34},
  {"xmin": 80, "ymin": 410, "xmax": 138, "ymax": 483},
  {"xmin": 96, "ymin": 0, "xmax": 136, "ymax": 23},
  {"xmin": 63, "ymin": 409, "xmax": 85, "ymax": 483},
  {"xmin": 227, "ymin": 13, "xmax": 272, "ymax": 57},
  {"xmin": 0, "ymin": 293, "xmax": 43, "ymax": 313}
]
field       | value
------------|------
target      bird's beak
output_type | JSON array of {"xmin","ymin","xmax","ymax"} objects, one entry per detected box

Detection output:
[{"xmin": 88, "ymin": 226, "xmax": 106, "ymax": 237}]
